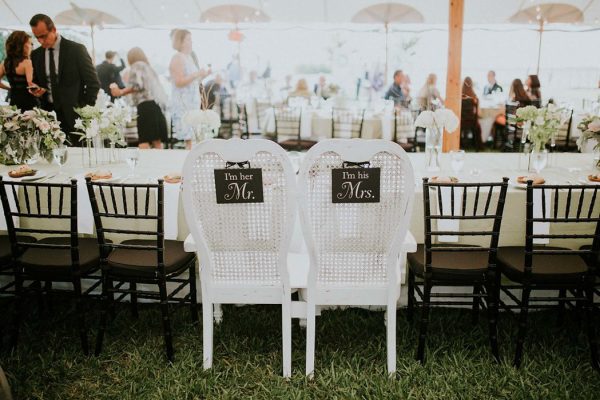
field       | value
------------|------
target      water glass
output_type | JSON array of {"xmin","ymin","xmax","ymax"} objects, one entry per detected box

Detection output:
[
  {"xmin": 52, "ymin": 146, "xmax": 68, "ymax": 176},
  {"xmin": 450, "ymin": 150, "xmax": 465, "ymax": 175},
  {"xmin": 124, "ymin": 147, "xmax": 140, "ymax": 177}
]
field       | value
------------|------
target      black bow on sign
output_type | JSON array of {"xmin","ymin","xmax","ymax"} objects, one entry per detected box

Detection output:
[
  {"xmin": 342, "ymin": 160, "xmax": 371, "ymax": 168},
  {"xmin": 225, "ymin": 161, "xmax": 251, "ymax": 169}
]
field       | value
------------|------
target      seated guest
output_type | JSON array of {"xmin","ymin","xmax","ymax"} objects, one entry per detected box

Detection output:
[
  {"xmin": 461, "ymin": 76, "xmax": 483, "ymax": 150},
  {"xmin": 96, "ymin": 50, "xmax": 125, "ymax": 101},
  {"xmin": 483, "ymin": 70, "xmax": 502, "ymax": 95},
  {"xmin": 509, "ymin": 78, "xmax": 531, "ymax": 106},
  {"xmin": 384, "ymin": 69, "xmax": 409, "ymax": 107},
  {"xmin": 288, "ymin": 78, "xmax": 312, "ymax": 100},
  {"xmin": 417, "ymin": 73, "xmax": 443, "ymax": 110},
  {"xmin": 525, "ymin": 74, "xmax": 541, "ymax": 102},
  {"xmin": 204, "ymin": 73, "xmax": 228, "ymax": 110}
]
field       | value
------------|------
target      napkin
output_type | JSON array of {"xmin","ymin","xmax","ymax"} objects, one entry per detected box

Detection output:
[
  {"xmin": 162, "ymin": 181, "xmax": 181, "ymax": 240},
  {"xmin": 76, "ymin": 175, "xmax": 95, "ymax": 235},
  {"xmin": 0, "ymin": 177, "xmax": 20, "ymax": 230},
  {"xmin": 532, "ymin": 188, "xmax": 550, "ymax": 245},
  {"xmin": 436, "ymin": 186, "xmax": 463, "ymax": 243}
]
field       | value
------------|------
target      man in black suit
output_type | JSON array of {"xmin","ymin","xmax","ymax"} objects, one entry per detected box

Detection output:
[
  {"xmin": 29, "ymin": 14, "xmax": 100, "ymax": 145},
  {"xmin": 96, "ymin": 50, "xmax": 125, "ymax": 101}
]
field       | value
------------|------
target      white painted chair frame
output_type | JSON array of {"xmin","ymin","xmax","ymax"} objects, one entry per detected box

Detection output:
[
  {"xmin": 297, "ymin": 139, "xmax": 415, "ymax": 377},
  {"xmin": 182, "ymin": 138, "xmax": 299, "ymax": 377}
]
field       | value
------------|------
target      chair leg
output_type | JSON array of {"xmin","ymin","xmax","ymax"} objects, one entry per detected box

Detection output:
[
  {"xmin": 386, "ymin": 302, "xmax": 397, "ymax": 376},
  {"xmin": 514, "ymin": 287, "xmax": 531, "ymax": 368},
  {"xmin": 9, "ymin": 275, "xmax": 24, "ymax": 349},
  {"xmin": 44, "ymin": 281, "xmax": 53, "ymax": 314},
  {"xmin": 130, "ymin": 282, "xmax": 138, "ymax": 319},
  {"xmin": 416, "ymin": 282, "xmax": 432, "ymax": 363},
  {"xmin": 188, "ymin": 262, "xmax": 199, "ymax": 324},
  {"xmin": 305, "ymin": 302, "xmax": 316, "ymax": 378},
  {"xmin": 282, "ymin": 294, "xmax": 292, "ymax": 378},
  {"xmin": 73, "ymin": 278, "xmax": 89, "ymax": 356},
  {"xmin": 202, "ymin": 299, "xmax": 214, "ymax": 370},
  {"xmin": 407, "ymin": 269, "xmax": 415, "ymax": 323},
  {"xmin": 158, "ymin": 280, "xmax": 174, "ymax": 362},
  {"xmin": 486, "ymin": 280, "xmax": 500, "ymax": 363},
  {"xmin": 557, "ymin": 288, "xmax": 567, "ymax": 326},
  {"xmin": 585, "ymin": 285, "xmax": 599, "ymax": 370},
  {"xmin": 472, "ymin": 286, "xmax": 480, "ymax": 325},
  {"xmin": 95, "ymin": 275, "xmax": 111, "ymax": 356}
]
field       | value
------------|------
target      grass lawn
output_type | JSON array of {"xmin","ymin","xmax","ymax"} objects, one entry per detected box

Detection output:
[{"xmin": 0, "ymin": 299, "xmax": 599, "ymax": 399}]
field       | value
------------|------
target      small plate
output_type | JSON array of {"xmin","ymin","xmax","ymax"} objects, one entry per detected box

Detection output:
[
  {"xmin": 578, "ymin": 176, "xmax": 600, "ymax": 185},
  {"xmin": 88, "ymin": 174, "xmax": 121, "ymax": 183},
  {"xmin": 5, "ymin": 170, "xmax": 47, "ymax": 182},
  {"xmin": 509, "ymin": 177, "xmax": 547, "ymax": 190}
]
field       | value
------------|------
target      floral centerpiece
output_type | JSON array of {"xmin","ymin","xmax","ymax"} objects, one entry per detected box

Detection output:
[
  {"xmin": 414, "ymin": 108, "xmax": 459, "ymax": 171},
  {"xmin": 0, "ymin": 105, "xmax": 65, "ymax": 165},
  {"xmin": 510, "ymin": 104, "xmax": 563, "ymax": 152},
  {"xmin": 183, "ymin": 109, "xmax": 221, "ymax": 143},
  {"xmin": 576, "ymin": 113, "xmax": 600, "ymax": 168}
]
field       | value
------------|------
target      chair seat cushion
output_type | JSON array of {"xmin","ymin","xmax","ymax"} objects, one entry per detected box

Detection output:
[
  {"xmin": 407, "ymin": 244, "xmax": 489, "ymax": 281},
  {"xmin": 498, "ymin": 246, "xmax": 588, "ymax": 284},
  {"xmin": 279, "ymin": 139, "xmax": 317, "ymax": 151},
  {"xmin": 0, "ymin": 235, "xmax": 36, "ymax": 264},
  {"xmin": 20, "ymin": 237, "xmax": 101, "ymax": 277},
  {"xmin": 107, "ymin": 239, "xmax": 194, "ymax": 278}
]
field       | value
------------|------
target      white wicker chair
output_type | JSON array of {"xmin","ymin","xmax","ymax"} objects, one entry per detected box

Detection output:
[
  {"xmin": 182, "ymin": 138, "xmax": 300, "ymax": 377},
  {"xmin": 298, "ymin": 139, "xmax": 415, "ymax": 376}
]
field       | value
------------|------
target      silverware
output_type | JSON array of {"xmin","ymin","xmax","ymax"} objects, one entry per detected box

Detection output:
[{"xmin": 39, "ymin": 173, "xmax": 57, "ymax": 183}]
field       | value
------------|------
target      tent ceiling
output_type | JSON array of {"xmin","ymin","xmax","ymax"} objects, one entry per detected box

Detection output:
[{"xmin": 1, "ymin": 0, "xmax": 599, "ymax": 27}]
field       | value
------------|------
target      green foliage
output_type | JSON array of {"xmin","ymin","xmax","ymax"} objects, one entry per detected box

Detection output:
[{"xmin": 1, "ymin": 300, "xmax": 599, "ymax": 399}]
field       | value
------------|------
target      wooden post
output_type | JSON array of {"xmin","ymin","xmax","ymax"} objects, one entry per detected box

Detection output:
[{"xmin": 443, "ymin": 0, "xmax": 464, "ymax": 152}]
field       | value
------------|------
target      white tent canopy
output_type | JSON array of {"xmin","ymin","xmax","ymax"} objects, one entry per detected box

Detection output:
[{"xmin": 2, "ymin": 0, "xmax": 600, "ymax": 27}]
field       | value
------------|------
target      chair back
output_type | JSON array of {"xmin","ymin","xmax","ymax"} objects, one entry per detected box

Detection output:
[
  {"xmin": 553, "ymin": 108, "xmax": 574, "ymax": 150},
  {"xmin": 393, "ymin": 107, "xmax": 415, "ymax": 144},
  {"xmin": 85, "ymin": 178, "xmax": 167, "ymax": 274},
  {"xmin": 298, "ymin": 139, "xmax": 414, "ymax": 287},
  {"xmin": 461, "ymin": 98, "xmax": 478, "ymax": 127},
  {"xmin": 236, "ymin": 103, "xmax": 249, "ymax": 137},
  {"xmin": 273, "ymin": 106, "xmax": 302, "ymax": 142},
  {"xmin": 182, "ymin": 138, "xmax": 296, "ymax": 288},
  {"xmin": 331, "ymin": 108, "xmax": 365, "ymax": 139},
  {"xmin": 0, "ymin": 178, "xmax": 80, "ymax": 271},
  {"xmin": 421, "ymin": 178, "xmax": 509, "ymax": 274},
  {"xmin": 524, "ymin": 183, "xmax": 600, "ymax": 277},
  {"xmin": 255, "ymin": 99, "xmax": 272, "ymax": 128}
]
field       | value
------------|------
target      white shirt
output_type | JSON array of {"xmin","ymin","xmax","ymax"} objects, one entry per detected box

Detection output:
[{"xmin": 44, "ymin": 33, "xmax": 62, "ymax": 102}]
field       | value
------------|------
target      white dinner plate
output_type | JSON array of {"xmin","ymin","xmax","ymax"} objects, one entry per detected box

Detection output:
[
  {"xmin": 88, "ymin": 174, "xmax": 122, "ymax": 183},
  {"xmin": 578, "ymin": 176, "xmax": 600, "ymax": 185},
  {"xmin": 509, "ymin": 177, "xmax": 548, "ymax": 190},
  {"xmin": 4, "ymin": 170, "xmax": 47, "ymax": 182}
]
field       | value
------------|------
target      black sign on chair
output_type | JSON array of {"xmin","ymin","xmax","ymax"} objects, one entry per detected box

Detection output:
[{"xmin": 331, "ymin": 162, "xmax": 380, "ymax": 203}]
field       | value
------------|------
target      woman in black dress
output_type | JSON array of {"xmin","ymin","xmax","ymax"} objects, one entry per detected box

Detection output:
[{"xmin": 0, "ymin": 31, "xmax": 40, "ymax": 111}]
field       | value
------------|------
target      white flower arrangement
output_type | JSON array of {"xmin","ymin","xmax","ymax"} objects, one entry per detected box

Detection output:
[
  {"xmin": 414, "ymin": 108, "xmax": 460, "ymax": 133},
  {"xmin": 183, "ymin": 109, "xmax": 221, "ymax": 142},
  {"xmin": 73, "ymin": 90, "xmax": 134, "ymax": 146},
  {"xmin": 510, "ymin": 104, "xmax": 564, "ymax": 151},
  {"xmin": 576, "ymin": 113, "xmax": 600, "ymax": 151},
  {"xmin": 0, "ymin": 106, "xmax": 66, "ymax": 165}
]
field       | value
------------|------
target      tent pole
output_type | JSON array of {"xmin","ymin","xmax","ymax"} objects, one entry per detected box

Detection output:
[
  {"xmin": 384, "ymin": 22, "xmax": 389, "ymax": 87},
  {"xmin": 90, "ymin": 23, "xmax": 96, "ymax": 65},
  {"xmin": 443, "ymin": 0, "xmax": 464, "ymax": 152},
  {"xmin": 536, "ymin": 20, "xmax": 544, "ymax": 75}
]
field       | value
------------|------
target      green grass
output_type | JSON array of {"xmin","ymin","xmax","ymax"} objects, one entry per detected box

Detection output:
[{"xmin": 1, "ymin": 299, "xmax": 599, "ymax": 400}]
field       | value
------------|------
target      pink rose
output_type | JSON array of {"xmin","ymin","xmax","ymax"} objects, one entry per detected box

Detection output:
[{"xmin": 588, "ymin": 119, "xmax": 600, "ymax": 133}]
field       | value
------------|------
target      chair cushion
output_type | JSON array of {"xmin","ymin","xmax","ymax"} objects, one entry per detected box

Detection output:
[
  {"xmin": 407, "ymin": 244, "xmax": 490, "ymax": 281},
  {"xmin": 498, "ymin": 246, "xmax": 588, "ymax": 284},
  {"xmin": 279, "ymin": 139, "xmax": 317, "ymax": 151},
  {"xmin": 20, "ymin": 237, "xmax": 101, "ymax": 277},
  {"xmin": 0, "ymin": 235, "xmax": 36, "ymax": 264},
  {"xmin": 107, "ymin": 239, "xmax": 194, "ymax": 278}
]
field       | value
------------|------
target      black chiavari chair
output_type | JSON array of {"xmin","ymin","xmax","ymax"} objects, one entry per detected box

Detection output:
[
  {"xmin": 216, "ymin": 94, "xmax": 237, "ymax": 139},
  {"xmin": 331, "ymin": 108, "xmax": 365, "ymax": 139},
  {"xmin": 254, "ymin": 99, "xmax": 271, "ymax": 136},
  {"xmin": 273, "ymin": 105, "xmax": 316, "ymax": 151},
  {"xmin": 237, "ymin": 103, "xmax": 250, "ymax": 139},
  {"xmin": 553, "ymin": 108, "xmax": 577, "ymax": 152},
  {"xmin": 0, "ymin": 178, "xmax": 102, "ymax": 354},
  {"xmin": 86, "ymin": 178, "xmax": 198, "ymax": 362},
  {"xmin": 460, "ymin": 98, "xmax": 483, "ymax": 150},
  {"xmin": 407, "ymin": 177, "xmax": 509, "ymax": 363},
  {"xmin": 393, "ymin": 107, "xmax": 416, "ymax": 152},
  {"xmin": 497, "ymin": 182, "xmax": 599, "ymax": 369}
]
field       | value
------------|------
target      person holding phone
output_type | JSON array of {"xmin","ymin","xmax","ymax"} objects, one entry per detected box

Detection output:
[{"xmin": 0, "ymin": 30, "xmax": 40, "ymax": 111}]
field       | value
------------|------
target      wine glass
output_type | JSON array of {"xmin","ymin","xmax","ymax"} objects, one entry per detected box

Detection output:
[
  {"xmin": 124, "ymin": 147, "xmax": 140, "ymax": 178},
  {"xmin": 52, "ymin": 145, "xmax": 68, "ymax": 176},
  {"xmin": 450, "ymin": 150, "xmax": 465, "ymax": 175}
]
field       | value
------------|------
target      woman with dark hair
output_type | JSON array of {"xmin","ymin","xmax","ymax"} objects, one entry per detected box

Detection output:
[
  {"xmin": 461, "ymin": 77, "xmax": 483, "ymax": 149},
  {"xmin": 509, "ymin": 79, "xmax": 531, "ymax": 106},
  {"xmin": 0, "ymin": 30, "xmax": 39, "ymax": 110},
  {"xmin": 526, "ymin": 74, "xmax": 541, "ymax": 102}
]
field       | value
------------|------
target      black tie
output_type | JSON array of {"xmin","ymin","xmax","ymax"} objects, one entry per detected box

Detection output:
[{"xmin": 49, "ymin": 48, "xmax": 58, "ymax": 86}]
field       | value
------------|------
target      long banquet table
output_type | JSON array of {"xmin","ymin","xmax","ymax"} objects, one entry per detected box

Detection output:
[{"xmin": 1, "ymin": 148, "xmax": 598, "ymax": 304}]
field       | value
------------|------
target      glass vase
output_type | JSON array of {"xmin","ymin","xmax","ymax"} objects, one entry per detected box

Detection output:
[
  {"xmin": 425, "ymin": 126, "xmax": 442, "ymax": 172},
  {"xmin": 530, "ymin": 148, "xmax": 548, "ymax": 174},
  {"xmin": 193, "ymin": 124, "xmax": 216, "ymax": 145},
  {"xmin": 594, "ymin": 146, "xmax": 600, "ymax": 170},
  {"xmin": 82, "ymin": 138, "xmax": 99, "ymax": 168}
]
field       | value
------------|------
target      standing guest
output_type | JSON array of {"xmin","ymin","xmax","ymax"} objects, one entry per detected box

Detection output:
[
  {"xmin": 110, "ymin": 47, "xmax": 168, "ymax": 149},
  {"xmin": 28, "ymin": 14, "xmax": 100, "ymax": 145},
  {"xmin": 169, "ymin": 29, "xmax": 208, "ymax": 149},
  {"xmin": 416, "ymin": 73, "xmax": 443, "ymax": 111},
  {"xmin": 96, "ymin": 51, "xmax": 125, "ymax": 101},
  {"xmin": 204, "ymin": 73, "xmax": 228, "ymax": 110},
  {"xmin": 287, "ymin": 78, "xmax": 312, "ymax": 100},
  {"xmin": 384, "ymin": 70, "xmax": 408, "ymax": 107},
  {"xmin": 483, "ymin": 70, "xmax": 503, "ymax": 95},
  {"xmin": 508, "ymin": 78, "xmax": 531, "ymax": 106},
  {"xmin": 0, "ymin": 31, "xmax": 39, "ymax": 111},
  {"xmin": 525, "ymin": 74, "xmax": 541, "ymax": 102},
  {"xmin": 461, "ymin": 76, "xmax": 483, "ymax": 149}
]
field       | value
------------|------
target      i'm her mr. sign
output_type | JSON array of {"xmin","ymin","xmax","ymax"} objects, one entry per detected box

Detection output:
[
  {"xmin": 331, "ymin": 167, "xmax": 381, "ymax": 203},
  {"xmin": 214, "ymin": 168, "xmax": 264, "ymax": 204}
]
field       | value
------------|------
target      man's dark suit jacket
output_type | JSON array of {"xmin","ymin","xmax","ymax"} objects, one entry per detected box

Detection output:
[
  {"xmin": 96, "ymin": 59, "xmax": 125, "ymax": 100},
  {"xmin": 31, "ymin": 37, "xmax": 100, "ymax": 143}
]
